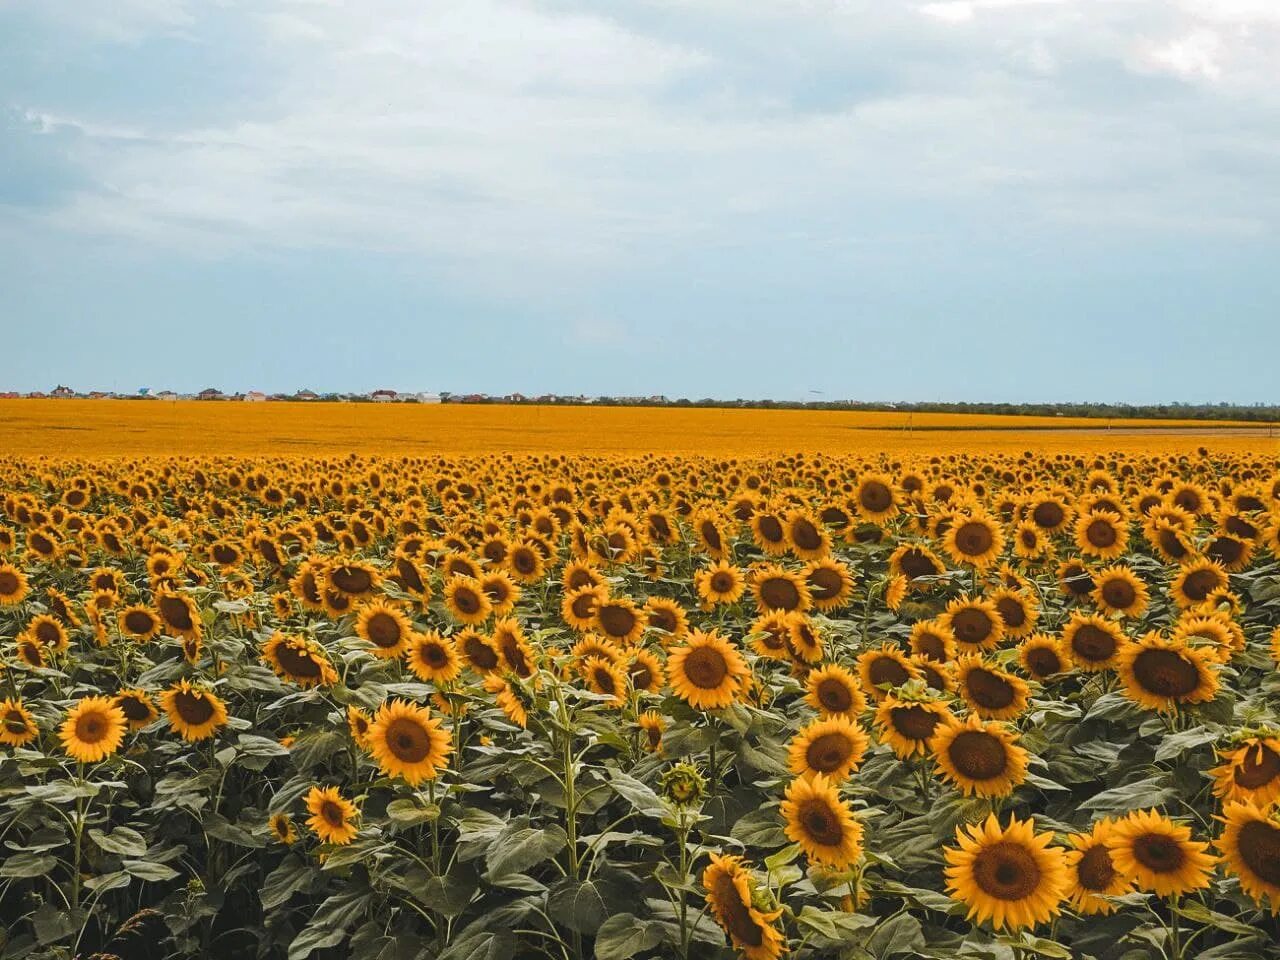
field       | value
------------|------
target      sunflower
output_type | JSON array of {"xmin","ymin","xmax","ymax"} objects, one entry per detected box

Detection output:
[
  {"xmin": 1106, "ymin": 809, "xmax": 1216, "ymax": 896},
  {"xmin": 884, "ymin": 575, "xmax": 907, "ymax": 611},
  {"xmin": 290, "ymin": 559, "xmax": 328, "ymax": 611},
  {"xmin": 783, "ymin": 615, "xmax": 824, "ymax": 665},
  {"xmin": 1028, "ymin": 495, "xmax": 1072, "ymax": 533},
  {"xmin": 490, "ymin": 618, "xmax": 536, "ymax": 678},
  {"xmin": 788, "ymin": 715, "xmax": 869, "ymax": 783},
  {"xmin": 443, "ymin": 575, "xmax": 493, "ymax": 626},
  {"xmin": 269, "ymin": 812, "xmax": 298, "ymax": 845},
  {"xmin": 695, "ymin": 560, "xmax": 745, "ymax": 609},
  {"xmin": 750, "ymin": 509, "xmax": 790, "ymax": 556},
  {"xmin": 1150, "ymin": 521, "xmax": 1195, "ymax": 565},
  {"xmin": 627, "ymin": 649, "xmax": 665, "ymax": 694},
  {"xmin": 159, "ymin": 680, "xmax": 228, "ymax": 742},
  {"xmin": 944, "ymin": 813, "xmax": 1070, "ymax": 931},
  {"xmin": 644, "ymin": 597, "xmax": 689, "ymax": 643},
  {"xmin": 889, "ymin": 543, "xmax": 945, "ymax": 588},
  {"xmin": 155, "ymin": 591, "xmax": 202, "ymax": 641},
  {"xmin": 875, "ymin": 695, "xmax": 955, "ymax": 759},
  {"xmin": 367, "ymin": 699, "xmax": 452, "ymax": 785},
  {"xmin": 16, "ymin": 635, "xmax": 47, "ymax": 668},
  {"xmin": 355, "ymin": 601, "xmax": 414, "ymax": 660},
  {"xmin": 1210, "ymin": 737, "xmax": 1280, "ymax": 807},
  {"xmin": 347, "ymin": 705, "xmax": 373, "ymax": 747},
  {"xmin": 1216, "ymin": 800, "xmax": 1280, "ymax": 914},
  {"xmin": 1171, "ymin": 560, "xmax": 1229, "ymax": 609},
  {"xmin": 853, "ymin": 473, "xmax": 899, "ymax": 521},
  {"xmin": 1091, "ymin": 565, "xmax": 1149, "ymax": 618},
  {"xmin": 856, "ymin": 647, "xmax": 919, "ymax": 702},
  {"xmin": 479, "ymin": 570, "xmax": 521, "ymax": 616},
  {"xmin": 955, "ymin": 655, "xmax": 1030, "ymax": 721},
  {"xmin": 804, "ymin": 558, "xmax": 855, "ymax": 612},
  {"xmin": 1012, "ymin": 520, "xmax": 1050, "ymax": 560},
  {"xmin": 113, "ymin": 688, "xmax": 159, "ymax": 731},
  {"xmin": 0, "ymin": 698, "xmax": 39, "ymax": 747},
  {"xmin": 593, "ymin": 596, "xmax": 646, "ymax": 646},
  {"xmin": 930, "ymin": 714, "xmax": 1028, "ymax": 798},
  {"xmin": 1061, "ymin": 612, "xmax": 1125, "ymax": 672},
  {"xmin": 804, "ymin": 664, "xmax": 867, "ymax": 720},
  {"xmin": 1065, "ymin": 819, "xmax": 1133, "ymax": 914},
  {"xmin": 989, "ymin": 588, "xmax": 1038, "ymax": 639},
  {"xmin": 1018, "ymin": 634, "xmax": 1068, "ymax": 680},
  {"xmin": 944, "ymin": 514, "xmax": 1004, "ymax": 570},
  {"xmin": 751, "ymin": 565, "xmax": 811, "ymax": 614},
  {"xmin": 405, "ymin": 631, "xmax": 461, "ymax": 684},
  {"xmin": 305, "ymin": 785, "xmax": 360, "ymax": 845},
  {"xmin": 702, "ymin": 854, "xmax": 786, "ymax": 960},
  {"xmin": 1057, "ymin": 560, "xmax": 1095, "ymax": 600},
  {"xmin": 784, "ymin": 509, "xmax": 830, "ymax": 560},
  {"xmin": 908, "ymin": 619, "xmax": 957, "ymax": 663},
  {"xmin": 668, "ymin": 630, "xmax": 750, "ymax": 710},
  {"xmin": 457, "ymin": 629, "xmax": 501, "ymax": 676},
  {"xmin": 505, "ymin": 541, "xmax": 545, "ymax": 584},
  {"xmin": 781, "ymin": 774, "xmax": 863, "ymax": 869},
  {"xmin": 581, "ymin": 656, "xmax": 628, "ymax": 706},
  {"xmin": 941, "ymin": 596, "xmax": 1005, "ymax": 654},
  {"xmin": 1074, "ymin": 511, "xmax": 1129, "ymax": 561},
  {"xmin": 638, "ymin": 710, "xmax": 666, "ymax": 754},
  {"xmin": 262, "ymin": 632, "xmax": 339, "ymax": 688},
  {"xmin": 483, "ymin": 674, "xmax": 529, "ymax": 728},
  {"xmin": 26, "ymin": 614, "xmax": 69, "ymax": 652},
  {"xmin": 561, "ymin": 585, "xmax": 605, "ymax": 632},
  {"xmin": 1115, "ymin": 633, "xmax": 1218, "ymax": 714},
  {"xmin": 59, "ymin": 695, "xmax": 127, "ymax": 763},
  {"xmin": 323, "ymin": 561, "xmax": 381, "ymax": 598},
  {"xmin": 692, "ymin": 510, "xmax": 730, "ymax": 560}
]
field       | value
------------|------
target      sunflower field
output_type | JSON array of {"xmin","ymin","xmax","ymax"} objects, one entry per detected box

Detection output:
[{"xmin": 2, "ymin": 447, "xmax": 1280, "ymax": 960}]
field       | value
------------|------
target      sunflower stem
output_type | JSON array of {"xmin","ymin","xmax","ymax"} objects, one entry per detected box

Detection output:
[{"xmin": 1168, "ymin": 894, "xmax": 1182, "ymax": 960}]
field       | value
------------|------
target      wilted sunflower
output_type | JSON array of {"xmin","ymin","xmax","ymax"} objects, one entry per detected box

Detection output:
[
  {"xmin": 1106, "ymin": 809, "xmax": 1216, "ymax": 896},
  {"xmin": 944, "ymin": 514, "xmax": 1004, "ymax": 570},
  {"xmin": 955, "ymin": 655, "xmax": 1030, "ymax": 721},
  {"xmin": 695, "ymin": 560, "xmax": 745, "ymax": 609},
  {"xmin": 1018, "ymin": 634, "xmax": 1068, "ymax": 680},
  {"xmin": 856, "ymin": 647, "xmax": 919, "ymax": 702},
  {"xmin": 305, "ymin": 785, "xmax": 359, "ymax": 845},
  {"xmin": 405, "ymin": 631, "xmax": 462, "ymax": 684},
  {"xmin": 350, "ymin": 601, "xmax": 412, "ymax": 659},
  {"xmin": 804, "ymin": 664, "xmax": 867, "ymax": 720},
  {"xmin": 367, "ymin": 699, "xmax": 452, "ymax": 786},
  {"xmin": 443, "ymin": 576, "xmax": 493, "ymax": 627},
  {"xmin": 1216, "ymin": 800, "xmax": 1280, "ymax": 914},
  {"xmin": 59, "ymin": 695, "xmax": 127, "ymax": 763},
  {"xmin": 781, "ymin": 774, "xmax": 863, "ymax": 869},
  {"xmin": 1061, "ymin": 612, "xmax": 1125, "ymax": 672},
  {"xmin": 944, "ymin": 813, "xmax": 1069, "ymax": 931},
  {"xmin": 1065, "ymin": 819, "xmax": 1133, "ymax": 915},
  {"xmin": 1210, "ymin": 736, "xmax": 1280, "ymax": 807},
  {"xmin": 159, "ymin": 680, "xmax": 228, "ymax": 742},
  {"xmin": 0, "ymin": 698, "xmax": 39, "ymax": 747},
  {"xmin": 269, "ymin": 812, "xmax": 298, "ymax": 845},
  {"xmin": 751, "ymin": 565, "xmax": 811, "ymax": 614},
  {"xmin": 638, "ymin": 710, "xmax": 665, "ymax": 754},
  {"xmin": 930, "ymin": 714, "xmax": 1028, "ymax": 798},
  {"xmin": 1115, "ymin": 633, "xmax": 1218, "ymax": 713},
  {"xmin": 593, "ymin": 596, "xmax": 646, "ymax": 646},
  {"xmin": 262, "ymin": 632, "xmax": 338, "ymax": 688},
  {"xmin": 113, "ymin": 689, "xmax": 159, "ymax": 731},
  {"xmin": 668, "ymin": 630, "xmax": 749, "ymax": 710},
  {"xmin": 787, "ymin": 715, "xmax": 869, "ymax": 783},
  {"xmin": 702, "ymin": 854, "xmax": 786, "ymax": 960}
]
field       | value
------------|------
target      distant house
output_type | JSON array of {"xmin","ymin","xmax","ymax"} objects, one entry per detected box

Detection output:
[
  {"xmin": 410, "ymin": 392, "xmax": 441, "ymax": 404},
  {"xmin": 0, "ymin": 391, "xmax": 19, "ymax": 400},
  {"xmin": 296, "ymin": 389, "xmax": 319, "ymax": 402},
  {"xmin": 155, "ymin": 391, "xmax": 178, "ymax": 401},
  {"xmin": 244, "ymin": 391, "xmax": 267, "ymax": 403},
  {"xmin": 198, "ymin": 388, "xmax": 224, "ymax": 401},
  {"xmin": 370, "ymin": 389, "xmax": 398, "ymax": 403},
  {"xmin": 27, "ymin": 391, "xmax": 48, "ymax": 399},
  {"xmin": 51, "ymin": 385, "xmax": 75, "ymax": 399}
]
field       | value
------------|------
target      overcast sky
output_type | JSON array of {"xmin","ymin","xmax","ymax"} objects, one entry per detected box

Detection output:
[{"xmin": 2, "ymin": 0, "xmax": 1277, "ymax": 402}]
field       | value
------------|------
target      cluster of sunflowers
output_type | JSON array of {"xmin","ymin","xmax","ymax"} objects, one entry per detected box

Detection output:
[{"xmin": 0, "ymin": 449, "xmax": 1279, "ymax": 960}]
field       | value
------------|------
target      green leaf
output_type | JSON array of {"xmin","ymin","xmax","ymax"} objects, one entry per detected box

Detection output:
[
  {"xmin": 1079, "ymin": 775, "xmax": 1175, "ymax": 813},
  {"xmin": 83, "ymin": 871, "xmax": 132, "ymax": 894},
  {"xmin": 89, "ymin": 825, "xmax": 148, "ymax": 857},
  {"xmin": 237, "ymin": 732, "xmax": 291, "ymax": 758},
  {"xmin": 1174, "ymin": 900, "xmax": 1265, "ymax": 938},
  {"xmin": 123, "ymin": 859, "xmax": 181, "ymax": 882},
  {"xmin": 438, "ymin": 930, "xmax": 516, "ymax": 960},
  {"xmin": 261, "ymin": 855, "xmax": 315, "ymax": 910},
  {"xmin": 546, "ymin": 878, "xmax": 611, "ymax": 934},
  {"xmin": 386, "ymin": 798, "xmax": 440, "ymax": 826},
  {"xmin": 33, "ymin": 902, "xmax": 78, "ymax": 945},
  {"xmin": 609, "ymin": 770, "xmax": 667, "ymax": 819},
  {"xmin": 0, "ymin": 851, "xmax": 56, "ymax": 878},
  {"xmin": 795, "ymin": 907, "xmax": 877, "ymax": 940},
  {"xmin": 1154, "ymin": 726, "xmax": 1218, "ymax": 762},
  {"xmin": 731, "ymin": 807, "xmax": 786, "ymax": 848},
  {"xmin": 865, "ymin": 911, "xmax": 923, "ymax": 957},
  {"xmin": 287, "ymin": 890, "xmax": 372, "ymax": 960},
  {"xmin": 485, "ymin": 822, "xmax": 567, "ymax": 879},
  {"xmin": 593, "ymin": 913, "xmax": 664, "ymax": 960},
  {"xmin": 203, "ymin": 813, "xmax": 266, "ymax": 848},
  {"xmin": 25, "ymin": 781, "xmax": 100, "ymax": 803}
]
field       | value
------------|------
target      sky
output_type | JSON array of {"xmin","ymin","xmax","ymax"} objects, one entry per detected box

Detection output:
[{"xmin": 2, "ymin": 0, "xmax": 1278, "ymax": 404}]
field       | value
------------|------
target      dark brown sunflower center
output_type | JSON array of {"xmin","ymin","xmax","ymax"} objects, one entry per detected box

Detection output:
[
  {"xmin": 174, "ymin": 691, "xmax": 215, "ymax": 725},
  {"xmin": 1133, "ymin": 833, "xmax": 1185, "ymax": 873},
  {"xmin": 513, "ymin": 549, "xmax": 537, "ymax": 574},
  {"xmin": 711, "ymin": 873, "xmax": 765, "ymax": 948},
  {"xmin": 860, "ymin": 481, "xmax": 893, "ymax": 512},
  {"xmin": 330, "ymin": 567, "xmax": 373, "ymax": 593},
  {"xmin": 1086, "ymin": 518, "xmax": 1117, "ymax": 548},
  {"xmin": 683, "ymin": 646, "xmax": 729, "ymax": 689},
  {"xmin": 891, "ymin": 706, "xmax": 940, "ymax": 741},
  {"xmin": 118, "ymin": 697, "xmax": 151, "ymax": 722},
  {"xmin": 1062, "ymin": 565, "xmax": 1094, "ymax": 596},
  {"xmin": 1132, "ymin": 648, "xmax": 1200, "ymax": 697},
  {"xmin": 629, "ymin": 662, "xmax": 653, "ymax": 689},
  {"xmin": 868, "ymin": 656, "xmax": 910, "ymax": 688},
  {"xmin": 599, "ymin": 605, "xmax": 637, "ymax": 638},
  {"xmin": 759, "ymin": 577, "xmax": 801, "ymax": 611},
  {"xmin": 452, "ymin": 588, "xmax": 481, "ymax": 615},
  {"xmin": 1237, "ymin": 820, "xmax": 1280, "ymax": 886},
  {"xmin": 1032, "ymin": 502, "xmax": 1064, "ymax": 528},
  {"xmin": 1207, "ymin": 537, "xmax": 1244, "ymax": 566},
  {"xmin": 710, "ymin": 572, "xmax": 735, "ymax": 594},
  {"xmin": 948, "ymin": 730, "xmax": 1008, "ymax": 780},
  {"xmin": 1076, "ymin": 844, "xmax": 1118, "ymax": 891},
  {"xmin": 951, "ymin": 609, "xmax": 995, "ymax": 645},
  {"xmin": 973, "ymin": 841, "xmax": 1041, "ymax": 900},
  {"xmin": 571, "ymin": 593, "xmax": 598, "ymax": 619},
  {"xmin": 790, "ymin": 519, "xmax": 822, "ymax": 551},
  {"xmin": 756, "ymin": 516, "xmax": 784, "ymax": 543},
  {"xmin": 321, "ymin": 800, "xmax": 346, "ymax": 828},
  {"xmin": 1, "ymin": 571, "xmax": 24, "ymax": 595},
  {"xmin": 4, "ymin": 710, "xmax": 29, "ymax": 733},
  {"xmin": 1183, "ymin": 569, "xmax": 1223, "ymax": 602},
  {"xmin": 463, "ymin": 635, "xmax": 499, "ymax": 670},
  {"xmin": 954, "ymin": 522, "xmax": 994, "ymax": 557},
  {"xmin": 420, "ymin": 642, "xmax": 449, "ymax": 668},
  {"xmin": 1071, "ymin": 625, "xmax": 1117, "ymax": 663},
  {"xmin": 1235, "ymin": 745, "xmax": 1280, "ymax": 789},
  {"xmin": 124, "ymin": 610, "xmax": 156, "ymax": 634},
  {"xmin": 816, "ymin": 679, "xmax": 853, "ymax": 713},
  {"xmin": 913, "ymin": 632, "xmax": 947, "ymax": 662},
  {"xmin": 798, "ymin": 799, "xmax": 845, "ymax": 846},
  {"xmin": 593, "ymin": 667, "xmax": 617, "ymax": 695},
  {"xmin": 75, "ymin": 711, "xmax": 108, "ymax": 744},
  {"xmin": 700, "ymin": 523, "xmax": 722, "ymax": 551},
  {"xmin": 648, "ymin": 608, "xmax": 677, "ymax": 633},
  {"xmin": 899, "ymin": 549, "xmax": 939, "ymax": 580},
  {"xmin": 277, "ymin": 643, "xmax": 323, "ymax": 678},
  {"xmin": 158, "ymin": 595, "xmax": 194, "ymax": 630},
  {"xmin": 807, "ymin": 567, "xmax": 842, "ymax": 600},
  {"xmin": 1159, "ymin": 529, "xmax": 1190, "ymax": 559},
  {"xmin": 966, "ymin": 668, "xmax": 1015, "ymax": 709},
  {"xmin": 995, "ymin": 597, "xmax": 1026, "ymax": 628},
  {"xmin": 385, "ymin": 717, "xmax": 431, "ymax": 763},
  {"xmin": 1101, "ymin": 578, "xmax": 1136, "ymax": 609},
  {"xmin": 365, "ymin": 612, "xmax": 403, "ymax": 647},
  {"xmin": 806, "ymin": 732, "xmax": 854, "ymax": 773},
  {"xmin": 1024, "ymin": 646, "xmax": 1062, "ymax": 678}
]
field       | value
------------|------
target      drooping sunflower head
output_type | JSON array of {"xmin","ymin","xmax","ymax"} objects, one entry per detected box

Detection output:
[{"xmin": 702, "ymin": 853, "xmax": 786, "ymax": 960}]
